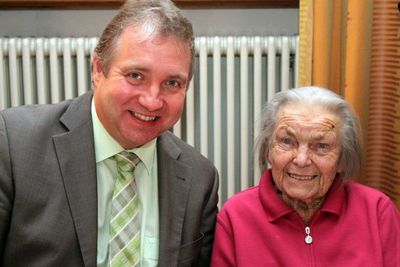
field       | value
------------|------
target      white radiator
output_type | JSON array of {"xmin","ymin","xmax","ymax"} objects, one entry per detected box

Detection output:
[{"xmin": 0, "ymin": 36, "xmax": 299, "ymax": 205}]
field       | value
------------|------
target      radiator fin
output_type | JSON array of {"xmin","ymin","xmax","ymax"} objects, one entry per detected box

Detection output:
[{"xmin": 0, "ymin": 36, "xmax": 298, "ymax": 206}]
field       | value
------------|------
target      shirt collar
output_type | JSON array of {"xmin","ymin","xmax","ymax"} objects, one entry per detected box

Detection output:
[{"xmin": 91, "ymin": 99, "xmax": 157, "ymax": 174}]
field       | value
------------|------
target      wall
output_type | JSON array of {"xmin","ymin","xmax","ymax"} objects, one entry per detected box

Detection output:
[{"xmin": 0, "ymin": 8, "xmax": 298, "ymax": 37}]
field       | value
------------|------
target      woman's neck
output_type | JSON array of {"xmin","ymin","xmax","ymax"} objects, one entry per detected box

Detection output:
[{"xmin": 279, "ymin": 193, "xmax": 325, "ymax": 224}]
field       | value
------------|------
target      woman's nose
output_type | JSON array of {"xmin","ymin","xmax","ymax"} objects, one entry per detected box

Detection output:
[{"xmin": 292, "ymin": 146, "xmax": 312, "ymax": 167}]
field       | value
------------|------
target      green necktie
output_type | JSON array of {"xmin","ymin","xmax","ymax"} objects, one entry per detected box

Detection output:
[{"xmin": 109, "ymin": 151, "xmax": 141, "ymax": 266}]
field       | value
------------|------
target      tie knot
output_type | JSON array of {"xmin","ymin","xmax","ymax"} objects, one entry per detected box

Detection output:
[{"xmin": 114, "ymin": 151, "xmax": 140, "ymax": 173}]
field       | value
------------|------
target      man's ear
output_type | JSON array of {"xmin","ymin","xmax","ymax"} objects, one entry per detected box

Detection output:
[{"xmin": 92, "ymin": 56, "xmax": 104, "ymax": 87}]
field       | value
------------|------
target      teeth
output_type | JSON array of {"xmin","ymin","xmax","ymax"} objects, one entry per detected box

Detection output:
[
  {"xmin": 289, "ymin": 174, "xmax": 315, "ymax": 180},
  {"xmin": 134, "ymin": 112, "xmax": 156, "ymax": 121}
]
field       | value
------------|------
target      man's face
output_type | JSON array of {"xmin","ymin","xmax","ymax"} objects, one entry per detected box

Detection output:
[{"xmin": 93, "ymin": 25, "xmax": 191, "ymax": 148}]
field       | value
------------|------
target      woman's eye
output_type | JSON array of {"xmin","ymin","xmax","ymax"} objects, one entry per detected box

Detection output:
[
  {"xmin": 129, "ymin": 72, "xmax": 142, "ymax": 80},
  {"xmin": 277, "ymin": 136, "xmax": 296, "ymax": 150},
  {"xmin": 313, "ymin": 143, "xmax": 330, "ymax": 152},
  {"xmin": 282, "ymin": 138, "xmax": 292, "ymax": 145}
]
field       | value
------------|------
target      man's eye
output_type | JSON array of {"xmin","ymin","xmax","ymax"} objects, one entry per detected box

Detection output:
[
  {"xmin": 129, "ymin": 73, "xmax": 142, "ymax": 80},
  {"xmin": 165, "ymin": 80, "xmax": 181, "ymax": 88}
]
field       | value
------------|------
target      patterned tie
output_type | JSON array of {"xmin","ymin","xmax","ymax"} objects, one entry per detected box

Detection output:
[{"xmin": 109, "ymin": 151, "xmax": 141, "ymax": 266}]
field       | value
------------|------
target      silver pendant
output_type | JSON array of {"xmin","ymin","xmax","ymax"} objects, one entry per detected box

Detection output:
[
  {"xmin": 305, "ymin": 235, "xmax": 313, "ymax": 244},
  {"xmin": 304, "ymin": 226, "xmax": 313, "ymax": 244}
]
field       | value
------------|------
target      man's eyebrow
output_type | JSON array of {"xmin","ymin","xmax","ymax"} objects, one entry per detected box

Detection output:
[
  {"xmin": 166, "ymin": 74, "xmax": 188, "ymax": 81},
  {"xmin": 120, "ymin": 64, "xmax": 188, "ymax": 81},
  {"xmin": 121, "ymin": 64, "xmax": 150, "ymax": 73}
]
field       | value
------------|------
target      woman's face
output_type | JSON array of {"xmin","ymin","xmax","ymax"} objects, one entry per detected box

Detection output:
[{"xmin": 268, "ymin": 102, "xmax": 343, "ymax": 205}]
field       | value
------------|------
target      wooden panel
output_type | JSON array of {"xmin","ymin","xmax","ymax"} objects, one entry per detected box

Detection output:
[
  {"xmin": 0, "ymin": 0, "xmax": 299, "ymax": 9},
  {"xmin": 366, "ymin": 0, "xmax": 400, "ymax": 209}
]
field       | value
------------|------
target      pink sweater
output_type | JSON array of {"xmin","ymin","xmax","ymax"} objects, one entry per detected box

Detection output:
[{"xmin": 211, "ymin": 170, "xmax": 400, "ymax": 267}]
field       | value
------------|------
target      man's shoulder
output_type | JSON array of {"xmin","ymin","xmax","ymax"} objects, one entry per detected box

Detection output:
[
  {"xmin": 0, "ymin": 100, "xmax": 70, "ymax": 128},
  {"xmin": 0, "ymin": 92, "xmax": 92, "ymax": 130},
  {"xmin": 1, "ymin": 96, "xmax": 75, "ymax": 120},
  {"xmin": 159, "ymin": 131, "xmax": 215, "ymax": 168},
  {"xmin": 161, "ymin": 131, "xmax": 193, "ymax": 149},
  {"xmin": 160, "ymin": 131, "xmax": 204, "ymax": 155}
]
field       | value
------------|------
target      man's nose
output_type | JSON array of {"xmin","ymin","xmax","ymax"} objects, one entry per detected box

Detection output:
[{"xmin": 138, "ymin": 85, "xmax": 163, "ymax": 111}]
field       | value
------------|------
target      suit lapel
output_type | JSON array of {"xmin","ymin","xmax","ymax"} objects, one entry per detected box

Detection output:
[
  {"xmin": 53, "ymin": 92, "xmax": 98, "ymax": 267},
  {"xmin": 157, "ymin": 133, "xmax": 192, "ymax": 265}
]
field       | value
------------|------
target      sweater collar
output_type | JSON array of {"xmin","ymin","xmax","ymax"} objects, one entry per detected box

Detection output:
[{"xmin": 259, "ymin": 169, "xmax": 345, "ymax": 222}]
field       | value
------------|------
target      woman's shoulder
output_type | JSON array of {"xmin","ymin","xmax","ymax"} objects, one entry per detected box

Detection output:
[
  {"xmin": 345, "ymin": 181, "xmax": 398, "ymax": 210},
  {"xmin": 347, "ymin": 181, "xmax": 389, "ymax": 198},
  {"xmin": 220, "ymin": 185, "xmax": 261, "ymax": 212}
]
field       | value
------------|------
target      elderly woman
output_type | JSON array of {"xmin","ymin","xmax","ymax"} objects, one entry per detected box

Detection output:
[{"xmin": 211, "ymin": 86, "xmax": 400, "ymax": 266}]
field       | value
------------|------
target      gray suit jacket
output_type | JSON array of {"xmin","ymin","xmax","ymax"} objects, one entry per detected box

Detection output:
[{"xmin": 0, "ymin": 92, "xmax": 219, "ymax": 266}]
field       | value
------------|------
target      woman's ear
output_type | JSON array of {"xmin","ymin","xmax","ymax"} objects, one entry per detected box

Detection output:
[
  {"xmin": 336, "ymin": 158, "xmax": 344, "ymax": 175},
  {"xmin": 92, "ymin": 56, "xmax": 104, "ymax": 87},
  {"xmin": 266, "ymin": 144, "xmax": 274, "ymax": 169}
]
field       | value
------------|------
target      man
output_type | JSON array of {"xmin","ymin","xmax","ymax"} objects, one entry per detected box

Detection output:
[{"xmin": 0, "ymin": 0, "xmax": 219, "ymax": 266}]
